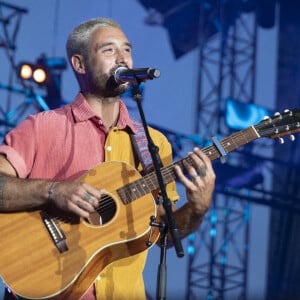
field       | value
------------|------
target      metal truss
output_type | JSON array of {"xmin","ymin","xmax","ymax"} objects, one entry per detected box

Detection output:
[
  {"xmin": 187, "ymin": 194, "xmax": 250, "ymax": 300},
  {"xmin": 186, "ymin": 3, "xmax": 298, "ymax": 299},
  {"xmin": 0, "ymin": 1, "xmax": 27, "ymax": 51},
  {"xmin": 194, "ymin": 6, "xmax": 257, "ymax": 140},
  {"xmin": 187, "ymin": 4, "xmax": 259, "ymax": 299},
  {"xmin": 0, "ymin": 2, "xmax": 48, "ymax": 141}
]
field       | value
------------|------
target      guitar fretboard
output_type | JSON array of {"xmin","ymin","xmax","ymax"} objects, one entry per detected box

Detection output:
[{"xmin": 118, "ymin": 126, "xmax": 259, "ymax": 204}]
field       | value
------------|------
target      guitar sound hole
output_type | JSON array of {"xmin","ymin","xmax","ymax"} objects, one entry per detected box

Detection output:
[{"xmin": 87, "ymin": 194, "xmax": 117, "ymax": 225}]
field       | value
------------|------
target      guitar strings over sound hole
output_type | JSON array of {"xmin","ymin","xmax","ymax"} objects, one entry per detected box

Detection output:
[{"xmin": 87, "ymin": 193, "xmax": 117, "ymax": 225}]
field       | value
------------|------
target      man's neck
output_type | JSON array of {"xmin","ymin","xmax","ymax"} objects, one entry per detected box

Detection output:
[{"xmin": 84, "ymin": 93, "xmax": 120, "ymax": 129}]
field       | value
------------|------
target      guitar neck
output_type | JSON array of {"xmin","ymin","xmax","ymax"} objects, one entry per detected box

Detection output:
[
  {"xmin": 161, "ymin": 126, "xmax": 259, "ymax": 183},
  {"xmin": 118, "ymin": 126, "xmax": 259, "ymax": 204}
]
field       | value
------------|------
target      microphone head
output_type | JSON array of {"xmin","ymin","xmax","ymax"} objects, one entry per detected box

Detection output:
[
  {"xmin": 114, "ymin": 66, "xmax": 128, "ymax": 84},
  {"xmin": 114, "ymin": 67, "xmax": 160, "ymax": 84},
  {"xmin": 148, "ymin": 68, "xmax": 160, "ymax": 79}
]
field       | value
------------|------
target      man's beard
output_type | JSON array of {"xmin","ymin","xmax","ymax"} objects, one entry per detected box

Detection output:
[
  {"xmin": 105, "ymin": 75, "xmax": 130, "ymax": 97},
  {"xmin": 88, "ymin": 68, "xmax": 130, "ymax": 98}
]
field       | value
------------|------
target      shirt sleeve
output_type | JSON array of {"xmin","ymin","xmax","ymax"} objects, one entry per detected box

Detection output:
[{"xmin": 0, "ymin": 115, "xmax": 37, "ymax": 178}]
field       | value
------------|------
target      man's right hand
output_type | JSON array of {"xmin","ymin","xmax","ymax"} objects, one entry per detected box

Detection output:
[{"xmin": 50, "ymin": 181, "xmax": 106, "ymax": 219}]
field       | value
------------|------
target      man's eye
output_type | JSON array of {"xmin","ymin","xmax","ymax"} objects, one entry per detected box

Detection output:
[{"xmin": 103, "ymin": 48, "xmax": 114, "ymax": 53}]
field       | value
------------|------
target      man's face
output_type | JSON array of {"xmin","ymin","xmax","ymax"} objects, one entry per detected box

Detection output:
[{"xmin": 84, "ymin": 26, "xmax": 133, "ymax": 97}]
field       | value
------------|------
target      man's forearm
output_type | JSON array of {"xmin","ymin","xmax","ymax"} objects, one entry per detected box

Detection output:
[
  {"xmin": 173, "ymin": 202, "xmax": 207, "ymax": 239},
  {"xmin": 0, "ymin": 174, "xmax": 50, "ymax": 211},
  {"xmin": 160, "ymin": 202, "xmax": 208, "ymax": 248}
]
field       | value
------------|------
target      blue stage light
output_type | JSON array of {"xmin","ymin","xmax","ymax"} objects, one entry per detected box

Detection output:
[{"xmin": 225, "ymin": 98, "xmax": 271, "ymax": 130}]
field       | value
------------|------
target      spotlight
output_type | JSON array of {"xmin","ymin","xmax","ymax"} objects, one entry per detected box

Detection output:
[
  {"xmin": 32, "ymin": 68, "xmax": 47, "ymax": 84},
  {"xmin": 18, "ymin": 62, "xmax": 49, "ymax": 85},
  {"xmin": 19, "ymin": 64, "xmax": 32, "ymax": 80}
]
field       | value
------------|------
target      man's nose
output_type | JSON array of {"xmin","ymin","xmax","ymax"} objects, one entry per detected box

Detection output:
[{"xmin": 115, "ymin": 49, "xmax": 130, "ymax": 65}]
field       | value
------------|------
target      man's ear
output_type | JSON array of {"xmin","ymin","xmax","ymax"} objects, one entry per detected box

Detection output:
[{"xmin": 71, "ymin": 54, "xmax": 86, "ymax": 74}]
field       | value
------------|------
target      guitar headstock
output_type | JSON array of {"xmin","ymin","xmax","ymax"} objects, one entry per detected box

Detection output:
[{"xmin": 254, "ymin": 109, "xmax": 300, "ymax": 142}]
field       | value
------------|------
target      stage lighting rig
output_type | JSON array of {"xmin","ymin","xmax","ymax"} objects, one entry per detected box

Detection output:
[
  {"xmin": 17, "ymin": 56, "xmax": 66, "ymax": 85},
  {"xmin": 17, "ymin": 55, "xmax": 67, "ymax": 109}
]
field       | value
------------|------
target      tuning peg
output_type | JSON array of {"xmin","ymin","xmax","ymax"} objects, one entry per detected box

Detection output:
[
  {"xmin": 290, "ymin": 134, "xmax": 295, "ymax": 141},
  {"xmin": 274, "ymin": 111, "xmax": 283, "ymax": 119},
  {"xmin": 278, "ymin": 137, "xmax": 285, "ymax": 144},
  {"xmin": 283, "ymin": 109, "xmax": 294, "ymax": 117},
  {"xmin": 263, "ymin": 115, "xmax": 271, "ymax": 123}
]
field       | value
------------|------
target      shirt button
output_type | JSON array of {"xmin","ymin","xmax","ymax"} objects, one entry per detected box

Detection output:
[
  {"xmin": 98, "ymin": 120, "xmax": 103, "ymax": 125},
  {"xmin": 106, "ymin": 146, "xmax": 112, "ymax": 151}
]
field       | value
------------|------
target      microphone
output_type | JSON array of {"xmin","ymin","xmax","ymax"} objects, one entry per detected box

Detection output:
[{"xmin": 114, "ymin": 67, "xmax": 160, "ymax": 84}]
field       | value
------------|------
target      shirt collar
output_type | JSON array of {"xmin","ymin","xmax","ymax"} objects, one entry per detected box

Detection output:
[{"xmin": 71, "ymin": 93, "xmax": 137, "ymax": 134}]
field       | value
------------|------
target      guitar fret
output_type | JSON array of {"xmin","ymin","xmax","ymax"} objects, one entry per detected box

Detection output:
[
  {"xmin": 220, "ymin": 127, "xmax": 258, "ymax": 155},
  {"xmin": 204, "ymin": 147, "xmax": 219, "ymax": 161},
  {"xmin": 140, "ymin": 181, "xmax": 147, "ymax": 193},
  {"xmin": 144, "ymin": 177, "xmax": 157, "ymax": 192},
  {"xmin": 120, "ymin": 184, "xmax": 136, "ymax": 204},
  {"xmin": 118, "ymin": 177, "xmax": 151, "ymax": 204},
  {"xmin": 133, "ymin": 181, "xmax": 144, "ymax": 197}
]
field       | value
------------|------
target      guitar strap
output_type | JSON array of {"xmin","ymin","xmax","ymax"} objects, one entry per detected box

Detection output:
[{"xmin": 130, "ymin": 117, "xmax": 162, "ymax": 175}]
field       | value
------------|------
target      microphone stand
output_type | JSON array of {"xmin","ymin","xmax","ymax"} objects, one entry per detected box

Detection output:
[{"xmin": 131, "ymin": 82, "xmax": 184, "ymax": 300}]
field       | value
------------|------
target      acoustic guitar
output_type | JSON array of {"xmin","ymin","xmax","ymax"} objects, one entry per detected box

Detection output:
[{"xmin": 0, "ymin": 109, "xmax": 299, "ymax": 299}]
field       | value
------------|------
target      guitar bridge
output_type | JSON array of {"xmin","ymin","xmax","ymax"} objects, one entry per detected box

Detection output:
[{"xmin": 40, "ymin": 211, "xmax": 68, "ymax": 253}]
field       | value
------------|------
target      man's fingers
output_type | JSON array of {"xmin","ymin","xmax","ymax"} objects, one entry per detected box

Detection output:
[{"xmin": 82, "ymin": 192, "xmax": 99, "ymax": 206}]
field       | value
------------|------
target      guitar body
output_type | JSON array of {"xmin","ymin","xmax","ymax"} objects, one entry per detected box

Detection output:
[{"xmin": 0, "ymin": 161, "xmax": 159, "ymax": 299}]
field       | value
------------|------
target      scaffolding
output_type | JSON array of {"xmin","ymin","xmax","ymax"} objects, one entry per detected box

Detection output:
[
  {"xmin": 187, "ymin": 3, "xmax": 259, "ymax": 298},
  {"xmin": 186, "ymin": 2, "xmax": 298, "ymax": 300},
  {"xmin": 0, "ymin": 1, "xmax": 48, "ymax": 141}
]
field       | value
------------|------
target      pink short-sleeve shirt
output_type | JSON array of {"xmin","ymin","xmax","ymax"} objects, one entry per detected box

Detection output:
[{"xmin": 0, "ymin": 93, "xmax": 136, "ymax": 180}]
